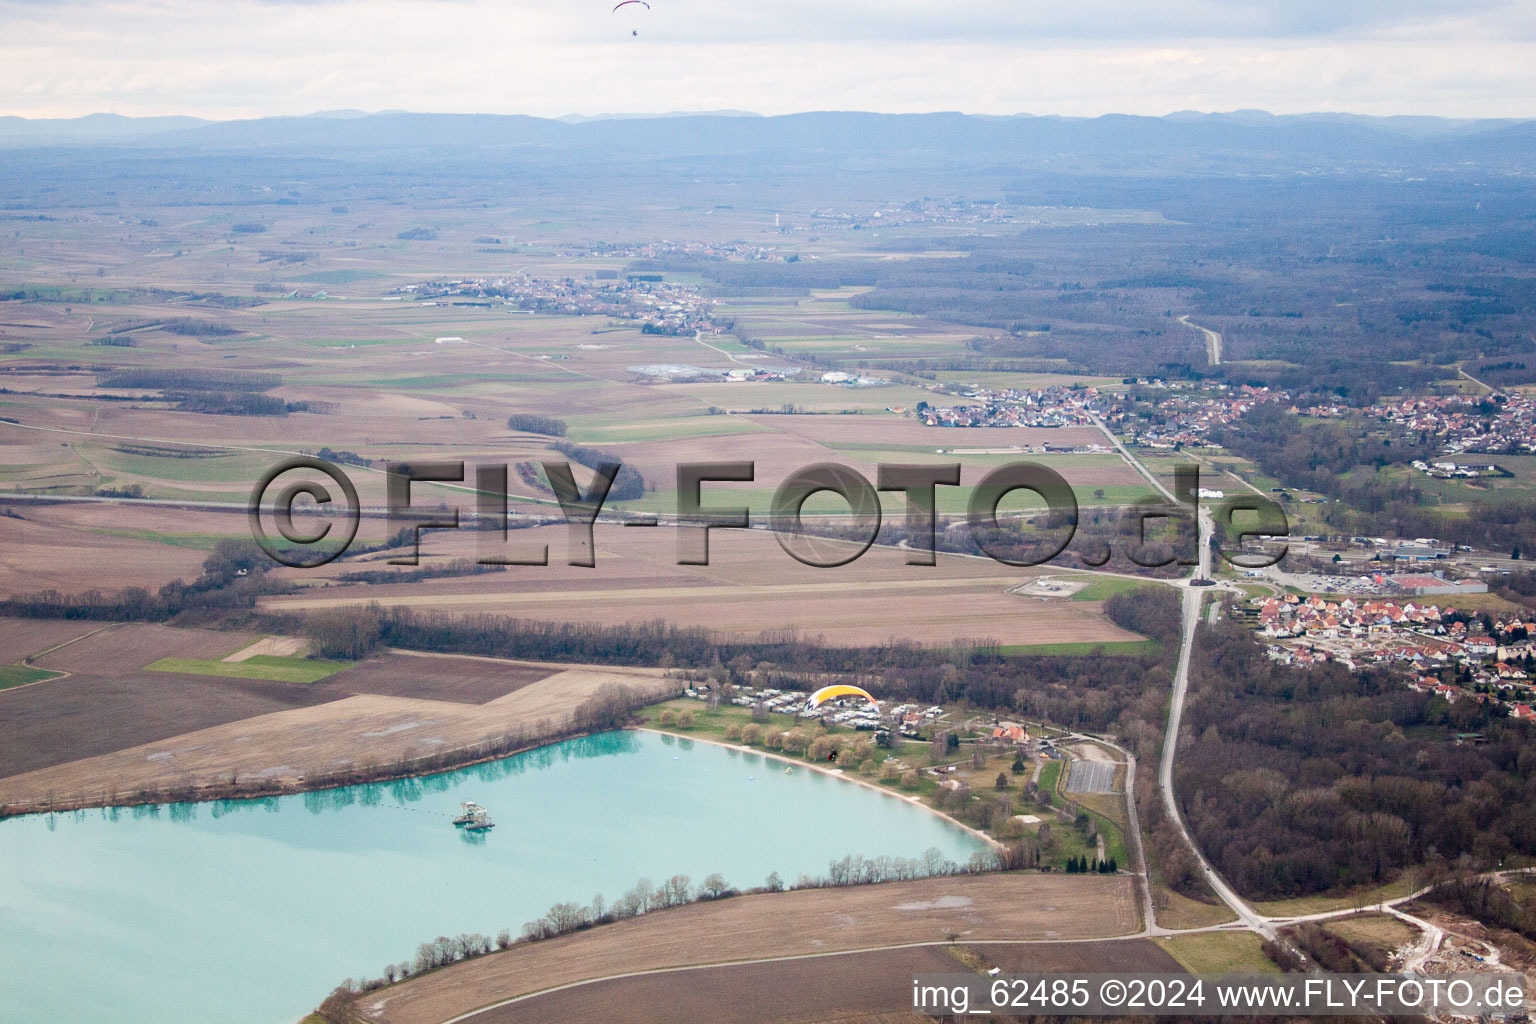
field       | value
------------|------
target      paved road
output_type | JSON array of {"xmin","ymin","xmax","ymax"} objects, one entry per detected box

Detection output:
[
  {"xmin": 693, "ymin": 328, "xmax": 756, "ymax": 365},
  {"xmin": 1091, "ymin": 422, "xmax": 1277, "ymax": 938},
  {"xmin": 1088, "ymin": 412, "xmax": 1176, "ymax": 505},
  {"xmin": 1178, "ymin": 315, "xmax": 1222, "ymax": 366},
  {"xmin": 1159, "ymin": 552, "xmax": 1277, "ymax": 940},
  {"xmin": 1459, "ymin": 366, "xmax": 1495, "ymax": 392}
]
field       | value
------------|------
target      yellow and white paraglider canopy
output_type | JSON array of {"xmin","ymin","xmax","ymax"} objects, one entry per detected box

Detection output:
[{"xmin": 804, "ymin": 684, "xmax": 880, "ymax": 713}]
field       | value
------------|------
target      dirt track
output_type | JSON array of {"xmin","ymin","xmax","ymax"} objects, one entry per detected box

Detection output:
[{"xmin": 361, "ymin": 873, "xmax": 1141, "ymax": 1024}]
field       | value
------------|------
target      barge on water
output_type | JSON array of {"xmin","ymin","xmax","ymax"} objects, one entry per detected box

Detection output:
[{"xmin": 453, "ymin": 801, "xmax": 495, "ymax": 831}]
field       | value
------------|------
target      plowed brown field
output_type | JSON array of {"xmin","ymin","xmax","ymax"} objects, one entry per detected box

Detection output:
[{"xmin": 362, "ymin": 873, "xmax": 1142, "ymax": 1024}]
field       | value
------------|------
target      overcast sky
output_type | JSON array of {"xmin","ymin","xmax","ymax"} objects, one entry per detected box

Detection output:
[{"xmin": 1, "ymin": 0, "xmax": 1533, "ymax": 120}]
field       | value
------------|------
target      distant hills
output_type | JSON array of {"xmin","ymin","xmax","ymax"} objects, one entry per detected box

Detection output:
[
  {"xmin": 0, "ymin": 112, "xmax": 210, "ymax": 144},
  {"xmin": 1, "ymin": 109, "xmax": 1533, "ymax": 171}
]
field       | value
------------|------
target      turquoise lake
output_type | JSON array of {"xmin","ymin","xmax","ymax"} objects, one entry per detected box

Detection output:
[{"xmin": 0, "ymin": 730, "xmax": 988, "ymax": 1024}]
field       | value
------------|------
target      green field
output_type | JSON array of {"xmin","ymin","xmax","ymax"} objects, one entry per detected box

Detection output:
[
  {"xmin": 1154, "ymin": 931, "xmax": 1280, "ymax": 974},
  {"xmin": 0, "ymin": 665, "xmax": 64, "ymax": 690},
  {"xmin": 293, "ymin": 269, "xmax": 387, "ymax": 285},
  {"xmin": 1066, "ymin": 576, "xmax": 1149, "ymax": 602},
  {"xmin": 95, "ymin": 446, "xmax": 272, "ymax": 485},
  {"xmin": 1036, "ymin": 759, "xmax": 1063, "ymax": 797},
  {"xmin": 145, "ymin": 654, "xmax": 348, "ymax": 684},
  {"xmin": 83, "ymin": 528, "xmax": 238, "ymax": 551},
  {"xmin": 567, "ymin": 416, "xmax": 773, "ymax": 444},
  {"xmin": 669, "ymin": 382, "xmax": 939, "ymax": 413}
]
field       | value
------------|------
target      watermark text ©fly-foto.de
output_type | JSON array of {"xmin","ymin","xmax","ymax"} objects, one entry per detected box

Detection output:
[{"xmin": 247, "ymin": 457, "xmax": 1289, "ymax": 570}]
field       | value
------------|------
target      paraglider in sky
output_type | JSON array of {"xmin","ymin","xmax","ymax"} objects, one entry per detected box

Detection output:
[
  {"xmin": 804, "ymin": 684, "xmax": 880, "ymax": 713},
  {"xmin": 613, "ymin": 0, "xmax": 649, "ymax": 32}
]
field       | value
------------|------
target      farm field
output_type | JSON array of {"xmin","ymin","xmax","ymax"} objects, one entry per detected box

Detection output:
[
  {"xmin": 266, "ymin": 577, "xmax": 1139, "ymax": 647},
  {"xmin": 0, "ymin": 667, "xmax": 340, "ymax": 780},
  {"xmin": 717, "ymin": 291, "xmax": 994, "ymax": 364},
  {"xmin": 362, "ymin": 873, "xmax": 1144, "ymax": 1024},
  {"xmin": 0, "ymin": 618, "xmax": 108, "ymax": 663},
  {"xmin": 0, "ymin": 504, "xmax": 214, "ymax": 594},
  {"xmin": 0, "ymin": 270, "xmax": 1167, "ymax": 633},
  {"xmin": 322, "ymin": 652, "xmax": 558, "ymax": 704},
  {"xmin": 31, "ymin": 622, "xmax": 256, "ymax": 672},
  {"xmin": 0, "ymin": 660, "xmax": 672, "ymax": 810},
  {"xmin": 146, "ymin": 654, "xmax": 349, "ymax": 684},
  {"xmin": 466, "ymin": 938, "xmax": 1180, "ymax": 1024},
  {"xmin": 458, "ymin": 947, "xmax": 963, "ymax": 1024},
  {"xmin": 261, "ymin": 523, "xmax": 1144, "ymax": 648},
  {"xmin": 0, "ymin": 665, "xmax": 61, "ymax": 690},
  {"xmin": 0, "ymin": 616, "xmax": 669, "ymax": 809}
]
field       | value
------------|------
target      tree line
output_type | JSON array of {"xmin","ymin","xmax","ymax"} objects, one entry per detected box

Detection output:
[
  {"xmin": 290, "ymin": 588, "xmax": 1177, "ymax": 734},
  {"xmin": 317, "ymin": 847, "xmax": 997, "ymax": 1021},
  {"xmin": 549, "ymin": 440, "xmax": 646, "ymax": 501},
  {"xmin": 506, "ymin": 413, "xmax": 567, "ymax": 437}
]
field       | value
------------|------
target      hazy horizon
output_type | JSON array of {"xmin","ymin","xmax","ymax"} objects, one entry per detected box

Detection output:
[{"xmin": 3, "ymin": 106, "xmax": 1528, "ymax": 125}]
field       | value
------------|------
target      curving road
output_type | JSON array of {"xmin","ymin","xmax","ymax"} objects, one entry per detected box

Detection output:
[{"xmin": 1157, "ymin": 510, "xmax": 1277, "ymax": 939}]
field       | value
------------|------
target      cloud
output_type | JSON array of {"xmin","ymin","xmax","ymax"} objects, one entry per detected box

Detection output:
[
  {"xmin": 2, "ymin": 0, "xmax": 1530, "ymax": 39},
  {"xmin": 0, "ymin": 0, "xmax": 1531, "ymax": 118}
]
